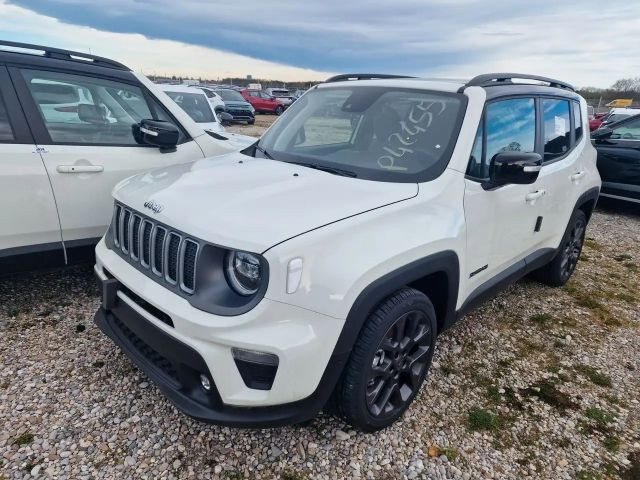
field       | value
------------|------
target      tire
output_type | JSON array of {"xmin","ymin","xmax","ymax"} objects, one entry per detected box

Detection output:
[
  {"xmin": 531, "ymin": 209, "xmax": 587, "ymax": 287},
  {"xmin": 248, "ymin": 119, "xmax": 255, "ymax": 125},
  {"xmin": 275, "ymin": 106, "xmax": 284, "ymax": 116},
  {"xmin": 330, "ymin": 287, "xmax": 437, "ymax": 431}
]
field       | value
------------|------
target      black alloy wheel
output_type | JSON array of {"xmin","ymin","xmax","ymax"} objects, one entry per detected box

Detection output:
[
  {"xmin": 559, "ymin": 216, "xmax": 585, "ymax": 282},
  {"xmin": 366, "ymin": 310, "xmax": 433, "ymax": 418},
  {"xmin": 330, "ymin": 288, "xmax": 437, "ymax": 431}
]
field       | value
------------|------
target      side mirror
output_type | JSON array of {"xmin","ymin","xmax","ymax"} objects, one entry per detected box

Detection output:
[
  {"xmin": 591, "ymin": 127, "xmax": 613, "ymax": 140},
  {"xmin": 488, "ymin": 151, "xmax": 542, "ymax": 187},
  {"xmin": 134, "ymin": 119, "xmax": 179, "ymax": 152},
  {"xmin": 218, "ymin": 111, "xmax": 233, "ymax": 125}
]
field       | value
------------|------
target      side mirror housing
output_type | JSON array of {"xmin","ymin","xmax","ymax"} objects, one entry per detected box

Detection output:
[
  {"xmin": 135, "ymin": 119, "xmax": 179, "ymax": 152},
  {"xmin": 218, "ymin": 111, "xmax": 233, "ymax": 125},
  {"xmin": 591, "ymin": 127, "xmax": 613, "ymax": 140},
  {"xmin": 488, "ymin": 151, "xmax": 542, "ymax": 187}
]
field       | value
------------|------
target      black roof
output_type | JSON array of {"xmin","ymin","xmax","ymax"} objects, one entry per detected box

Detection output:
[{"xmin": 0, "ymin": 40, "xmax": 129, "ymax": 71}]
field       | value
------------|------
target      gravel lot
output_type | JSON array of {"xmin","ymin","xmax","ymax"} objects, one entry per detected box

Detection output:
[{"xmin": 1, "ymin": 117, "xmax": 639, "ymax": 479}]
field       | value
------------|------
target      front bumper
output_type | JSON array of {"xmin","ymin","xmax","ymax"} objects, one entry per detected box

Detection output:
[{"xmin": 93, "ymin": 240, "xmax": 348, "ymax": 427}]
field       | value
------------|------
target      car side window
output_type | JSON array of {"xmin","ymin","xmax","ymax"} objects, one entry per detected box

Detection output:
[
  {"xmin": 0, "ymin": 92, "xmax": 14, "ymax": 141},
  {"xmin": 542, "ymin": 98, "xmax": 571, "ymax": 161},
  {"xmin": 467, "ymin": 98, "xmax": 536, "ymax": 179},
  {"xmin": 21, "ymin": 69, "xmax": 161, "ymax": 146},
  {"xmin": 573, "ymin": 101, "xmax": 583, "ymax": 142},
  {"xmin": 610, "ymin": 116, "xmax": 640, "ymax": 140}
]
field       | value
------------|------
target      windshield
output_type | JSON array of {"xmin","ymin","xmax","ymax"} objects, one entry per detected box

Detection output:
[
  {"xmin": 216, "ymin": 89, "xmax": 246, "ymax": 102},
  {"xmin": 271, "ymin": 90, "xmax": 290, "ymax": 96},
  {"xmin": 165, "ymin": 91, "xmax": 215, "ymax": 123},
  {"xmin": 256, "ymin": 86, "xmax": 466, "ymax": 182}
]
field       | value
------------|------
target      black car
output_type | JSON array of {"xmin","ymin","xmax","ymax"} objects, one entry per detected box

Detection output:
[{"xmin": 592, "ymin": 114, "xmax": 640, "ymax": 204}]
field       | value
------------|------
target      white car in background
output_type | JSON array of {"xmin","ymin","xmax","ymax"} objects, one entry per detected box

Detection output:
[
  {"xmin": 0, "ymin": 40, "xmax": 244, "ymax": 274},
  {"xmin": 157, "ymin": 84, "xmax": 255, "ymax": 150},
  {"xmin": 196, "ymin": 85, "xmax": 226, "ymax": 113},
  {"xmin": 266, "ymin": 87, "xmax": 294, "ymax": 108}
]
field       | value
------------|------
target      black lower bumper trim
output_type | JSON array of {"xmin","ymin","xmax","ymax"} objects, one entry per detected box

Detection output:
[{"xmin": 94, "ymin": 271, "xmax": 348, "ymax": 427}]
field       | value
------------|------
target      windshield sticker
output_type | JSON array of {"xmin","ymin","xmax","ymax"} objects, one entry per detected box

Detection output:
[{"xmin": 377, "ymin": 99, "xmax": 447, "ymax": 170}]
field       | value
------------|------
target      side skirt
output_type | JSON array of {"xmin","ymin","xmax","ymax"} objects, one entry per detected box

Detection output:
[{"xmin": 455, "ymin": 248, "xmax": 556, "ymax": 320}]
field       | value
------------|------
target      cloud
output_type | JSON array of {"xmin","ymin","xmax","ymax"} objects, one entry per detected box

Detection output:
[
  {"xmin": 3, "ymin": 0, "xmax": 640, "ymax": 87},
  {"xmin": 0, "ymin": 0, "xmax": 333, "ymax": 81}
]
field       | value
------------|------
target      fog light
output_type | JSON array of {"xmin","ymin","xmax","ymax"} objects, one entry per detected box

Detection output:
[{"xmin": 199, "ymin": 374, "xmax": 211, "ymax": 391}]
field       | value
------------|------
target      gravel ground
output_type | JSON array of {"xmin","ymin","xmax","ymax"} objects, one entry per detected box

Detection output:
[{"xmin": 1, "ymin": 116, "xmax": 639, "ymax": 480}]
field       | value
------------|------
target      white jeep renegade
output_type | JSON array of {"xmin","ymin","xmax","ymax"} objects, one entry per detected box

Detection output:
[{"xmin": 94, "ymin": 73, "xmax": 601, "ymax": 431}]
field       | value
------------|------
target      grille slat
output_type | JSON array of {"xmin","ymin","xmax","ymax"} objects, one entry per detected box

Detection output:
[
  {"xmin": 110, "ymin": 203, "xmax": 199, "ymax": 295},
  {"xmin": 141, "ymin": 221, "xmax": 153, "ymax": 267},
  {"xmin": 152, "ymin": 227, "xmax": 166, "ymax": 276},
  {"xmin": 165, "ymin": 233, "xmax": 181, "ymax": 284},
  {"xmin": 122, "ymin": 210, "xmax": 131, "ymax": 253},
  {"xmin": 131, "ymin": 215, "xmax": 142, "ymax": 260}
]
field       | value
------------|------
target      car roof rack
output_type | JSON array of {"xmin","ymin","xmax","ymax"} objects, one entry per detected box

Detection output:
[
  {"xmin": 461, "ymin": 73, "xmax": 575, "ymax": 92},
  {"xmin": 0, "ymin": 40, "xmax": 129, "ymax": 71},
  {"xmin": 325, "ymin": 73, "xmax": 415, "ymax": 83}
]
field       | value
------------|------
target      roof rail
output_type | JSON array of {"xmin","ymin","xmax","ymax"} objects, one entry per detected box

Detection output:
[
  {"xmin": 325, "ymin": 73, "xmax": 415, "ymax": 83},
  {"xmin": 0, "ymin": 40, "xmax": 129, "ymax": 71},
  {"xmin": 461, "ymin": 73, "xmax": 574, "ymax": 92}
]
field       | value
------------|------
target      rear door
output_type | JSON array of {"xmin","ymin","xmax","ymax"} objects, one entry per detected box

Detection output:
[
  {"xmin": 10, "ymin": 67, "xmax": 206, "ymax": 245},
  {"xmin": 531, "ymin": 97, "xmax": 584, "ymax": 249},
  {"xmin": 595, "ymin": 115, "xmax": 640, "ymax": 202},
  {"xmin": 0, "ymin": 65, "xmax": 63, "ymax": 267}
]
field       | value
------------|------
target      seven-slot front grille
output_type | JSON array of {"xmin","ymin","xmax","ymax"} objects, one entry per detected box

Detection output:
[{"xmin": 111, "ymin": 204, "xmax": 199, "ymax": 295}]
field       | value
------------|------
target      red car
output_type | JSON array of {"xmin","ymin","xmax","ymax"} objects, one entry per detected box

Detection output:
[
  {"xmin": 241, "ymin": 89, "xmax": 285, "ymax": 115},
  {"xmin": 589, "ymin": 112, "xmax": 608, "ymax": 131}
]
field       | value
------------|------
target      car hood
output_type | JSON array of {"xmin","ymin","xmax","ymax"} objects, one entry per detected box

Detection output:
[{"xmin": 114, "ymin": 153, "xmax": 418, "ymax": 253}]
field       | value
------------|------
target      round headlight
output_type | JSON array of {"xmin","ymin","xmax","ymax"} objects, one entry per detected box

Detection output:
[{"xmin": 226, "ymin": 251, "xmax": 262, "ymax": 296}]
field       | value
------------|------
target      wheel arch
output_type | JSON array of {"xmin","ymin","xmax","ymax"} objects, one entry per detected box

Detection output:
[
  {"xmin": 333, "ymin": 250, "xmax": 459, "ymax": 359},
  {"xmin": 575, "ymin": 186, "xmax": 600, "ymax": 223}
]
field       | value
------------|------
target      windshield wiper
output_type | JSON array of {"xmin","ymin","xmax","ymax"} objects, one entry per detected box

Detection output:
[
  {"xmin": 287, "ymin": 161, "xmax": 358, "ymax": 178},
  {"xmin": 254, "ymin": 144, "xmax": 274, "ymax": 159}
]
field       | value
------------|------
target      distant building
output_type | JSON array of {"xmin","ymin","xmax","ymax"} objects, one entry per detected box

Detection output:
[{"xmin": 247, "ymin": 74, "xmax": 253, "ymax": 80}]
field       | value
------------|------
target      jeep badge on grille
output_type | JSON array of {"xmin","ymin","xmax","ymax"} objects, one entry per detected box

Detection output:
[{"xmin": 143, "ymin": 200, "xmax": 164, "ymax": 214}]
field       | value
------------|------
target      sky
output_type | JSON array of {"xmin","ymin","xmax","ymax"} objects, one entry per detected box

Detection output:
[{"xmin": 1, "ymin": 0, "xmax": 639, "ymax": 87}]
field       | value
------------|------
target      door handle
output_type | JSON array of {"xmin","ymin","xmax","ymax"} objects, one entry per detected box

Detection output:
[
  {"xmin": 570, "ymin": 170, "xmax": 586, "ymax": 181},
  {"xmin": 525, "ymin": 190, "xmax": 546, "ymax": 203},
  {"xmin": 56, "ymin": 165, "xmax": 104, "ymax": 173}
]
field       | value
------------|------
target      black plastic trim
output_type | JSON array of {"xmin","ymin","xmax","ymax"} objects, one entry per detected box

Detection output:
[
  {"xmin": 94, "ymin": 291, "xmax": 349, "ymax": 427},
  {"xmin": 335, "ymin": 251, "xmax": 460, "ymax": 354},
  {"xmin": 462, "ymin": 73, "xmax": 574, "ymax": 92},
  {"xmin": 0, "ymin": 65, "xmax": 33, "ymax": 144},
  {"xmin": 456, "ymin": 248, "xmax": 556, "ymax": 319},
  {"xmin": 0, "ymin": 40, "xmax": 129, "ymax": 70},
  {"xmin": 325, "ymin": 73, "xmax": 415, "ymax": 83}
]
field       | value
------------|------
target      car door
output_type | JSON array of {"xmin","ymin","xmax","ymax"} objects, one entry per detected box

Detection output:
[
  {"xmin": 10, "ymin": 67, "xmax": 206, "ymax": 245},
  {"xmin": 533, "ymin": 98, "xmax": 587, "ymax": 247},
  {"xmin": 0, "ymin": 65, "xmax": 63, "ymax": 268},
  {"xmin": 463, "ymin": 96, "xmax": 546, "ymax": 298},
  {"xmin": 595, "ymin": 115, "xmax": 640, "ymax": 202}
]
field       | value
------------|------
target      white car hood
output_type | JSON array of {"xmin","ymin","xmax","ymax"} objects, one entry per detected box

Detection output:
[{"xmin": 114, "ymin": 153, "xmax": 418, "ymax": 253}]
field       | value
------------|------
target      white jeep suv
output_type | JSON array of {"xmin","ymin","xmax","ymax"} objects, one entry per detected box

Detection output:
[{"xmin": 94, "ymin": 73, "xmax": 601, "ymax": 431}]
